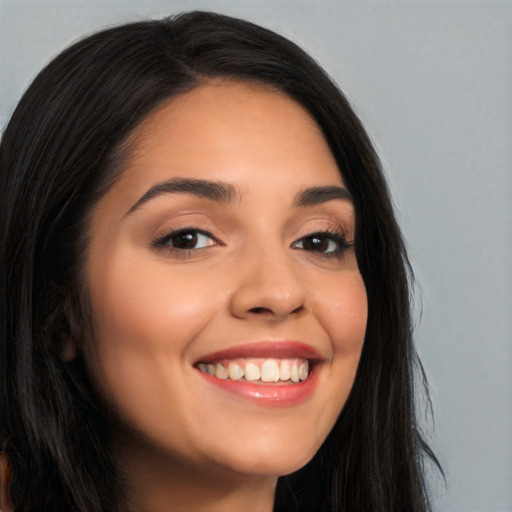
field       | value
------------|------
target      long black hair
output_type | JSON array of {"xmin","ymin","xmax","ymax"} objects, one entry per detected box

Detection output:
[{"xmin": 0, "ymin": 11, "xmax": 440, "ymax": 511}]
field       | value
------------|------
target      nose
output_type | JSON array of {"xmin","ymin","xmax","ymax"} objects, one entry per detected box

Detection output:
[{"xmin": 228, "ymin": 246, "xmax": 307, "ymax": 321}]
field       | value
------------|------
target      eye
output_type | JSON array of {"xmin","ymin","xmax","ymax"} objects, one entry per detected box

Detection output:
[
  {"xmin": 292, "ymin": 231, "xmax": 351, "ymax": 258},
  {"xmin": 153, "ymin": 229, "xmax": 217, "ymax": 252}
]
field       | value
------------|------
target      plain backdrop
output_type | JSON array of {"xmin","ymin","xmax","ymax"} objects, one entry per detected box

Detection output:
[{"xmin": 1, "ymin": 1, "xmax": 511, "ymax": 511}]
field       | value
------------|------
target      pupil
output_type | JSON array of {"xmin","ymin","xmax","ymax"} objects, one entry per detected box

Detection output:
[
  {"xmin": 307, "ymin": 236, "xmax": 328, "ymax": 252},
  {"xmin": 174, "ymin": 231, "xmax": 197, "ymax": 249}
]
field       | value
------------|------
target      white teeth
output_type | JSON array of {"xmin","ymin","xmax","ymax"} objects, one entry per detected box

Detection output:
[
  {"xmin": 298, "ymin": 361, "xmax": 309, "ymax": 381},
  {"xmin": 244, "ymin": 363, "xmax": 261, "ymax": 381},
  {"xmin": 228, "ymin": 362, "xmax": 244, "ymax": 380},
  {"xmin": 279, "ymin": 361, "xmax": 291, "ymax": 381},
  {"xmin": 261, "ymin": 359, "xmax": 280, "ymax": 382},
  {"xmin": 215, "ymin": 363, "xmax": 228, "ymax": 379},
  {"xmin": 198, "ymin": 358, "xmax": 311, "ymax": 383},
  {"xmin": 290, "ymin": 364, "xmax": 299, "ymax": 383}
]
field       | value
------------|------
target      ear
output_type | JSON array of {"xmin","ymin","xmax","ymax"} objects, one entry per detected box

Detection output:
[
  {"xmin": 57, "ymin": 292, "xmax": 85, "ymax": 362},
  {"xmin": 46, "ymin": 286, "xmax": 84, "ymax": 362},
  {"xmin": 59, "ymin": 335, "xmax": 78, "ymax": 362}
]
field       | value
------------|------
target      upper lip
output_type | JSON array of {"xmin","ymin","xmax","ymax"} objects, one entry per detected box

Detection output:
[{"xmin": 195, "ymin": 340, "xmax": 325, "ymax": 364}]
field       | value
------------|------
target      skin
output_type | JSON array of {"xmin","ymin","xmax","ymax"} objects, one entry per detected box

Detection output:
[{"xmin": 85, "ymin": 79, "xmax": 367, "ymax": 512}]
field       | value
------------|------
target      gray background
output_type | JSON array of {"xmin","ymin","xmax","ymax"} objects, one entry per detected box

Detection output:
[{"xmin": 1, "ymin": 1, "xmax": 511, "ymax": 510}]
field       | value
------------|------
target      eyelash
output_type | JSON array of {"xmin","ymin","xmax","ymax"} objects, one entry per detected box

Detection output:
[{"xmin": 151, "ymin": 228, "xmax": 353, "ymax": 259}]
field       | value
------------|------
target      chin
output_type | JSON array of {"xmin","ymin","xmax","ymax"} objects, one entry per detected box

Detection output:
[{"xmin": 205, "ymin": 432, "xmax": 323, "ymax": 479}]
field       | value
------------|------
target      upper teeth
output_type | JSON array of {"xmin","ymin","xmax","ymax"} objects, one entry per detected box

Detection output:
[{"xmin": 197, "ymin": 358, "xmax": 309, "ymax": 383}]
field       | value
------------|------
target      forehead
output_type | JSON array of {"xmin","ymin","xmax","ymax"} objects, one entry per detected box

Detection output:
[{"xmin": 117, "ymin": 79, "xmax": 344, "ymax": 192}]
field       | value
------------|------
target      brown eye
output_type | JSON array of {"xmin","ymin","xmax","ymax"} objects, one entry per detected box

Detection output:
[
  {"xmin": 170, "ymin": 231, "xmax": 200, "ymax": 249},
  {"xmin": 154, "ymin": 229, "xmax": 216, "ymax": 251},
  {"xmin": 292, "ymin": 231, "xmax": 350, "ymax": 258},
  {"xmin": 300, "ymin": 236, "xmax": 331, "ymax": 253}
]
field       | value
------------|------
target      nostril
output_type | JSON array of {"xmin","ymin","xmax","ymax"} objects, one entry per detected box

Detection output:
[
  {"xmin": 248, "ymin": 305, "xmax": 305, "ymax": 316},
  {"xmin": 231, "ymin": 283, "xmax": 307, "ymax": 320},
  {"xmin": 249, "ymin": 307, "xmax": 273, "ymax": 315}
]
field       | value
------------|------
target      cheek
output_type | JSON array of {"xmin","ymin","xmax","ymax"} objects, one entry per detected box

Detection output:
[
  {"xmin": 89, "ymin": 253, "xmax": 217, "ymax": 350},
  {"xmin": 85, "ymin": 253, "xmax": 221, "ymax": 405},
  {"xmin": 316, "ymin": 271, "xmax": 368, "ymax": 352},
  {"xmin": 84, "ymin": 254, "xmax": 228, "ymax": 446},
  {"xmin": 312, "ymin": 271, "xmax": 367, "ymax": 397}
]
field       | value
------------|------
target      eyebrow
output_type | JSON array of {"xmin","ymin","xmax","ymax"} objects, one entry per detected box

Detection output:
[
  {"xmin": 293, "ymin": 186, "xmax": 353, "ymax": 207},
  {"xmin": 126, "ymin": 178, "xmax": 353, "ymax": 215},
  {"xmin": 126, "ymin": 178, "xmax": 238, "ymax": 214}
]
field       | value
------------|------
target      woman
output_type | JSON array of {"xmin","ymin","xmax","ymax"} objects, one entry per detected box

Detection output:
[{"xmin": 0, "ymin": 11, "xmax": 440, "ymax": 512}]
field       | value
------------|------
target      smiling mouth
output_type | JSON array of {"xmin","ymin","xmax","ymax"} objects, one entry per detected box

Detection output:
[
  {"xmin": 194, "ymin": 342, "xmax": 323, "ymax": 404},
  {"xmin": 197, "ymin": 358, "xmax": 310, "ymax": 384}
]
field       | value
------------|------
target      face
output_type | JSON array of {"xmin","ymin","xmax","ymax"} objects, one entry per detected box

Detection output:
[{"xmin": 86, "ymin": 80, "xmax": 367, "ymax": 480}]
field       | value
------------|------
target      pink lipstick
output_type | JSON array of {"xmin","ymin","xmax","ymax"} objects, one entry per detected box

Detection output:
[{"xmin": 194, "ymin": 341, "xmax": 324, "ymax": 406}]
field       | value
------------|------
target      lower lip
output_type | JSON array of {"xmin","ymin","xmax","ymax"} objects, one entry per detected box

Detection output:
[{"xmin": 196, "ymin": 364, "xmax": 321, "ymax": 406}]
